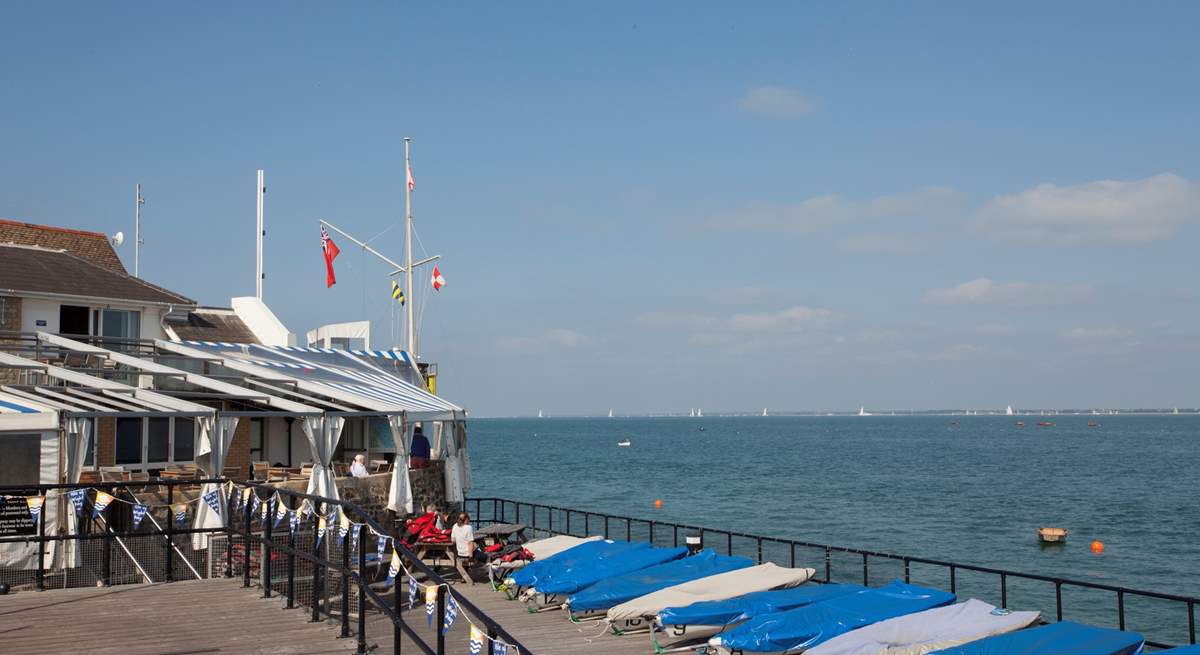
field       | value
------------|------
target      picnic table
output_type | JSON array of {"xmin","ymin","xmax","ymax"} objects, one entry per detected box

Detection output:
[
  {"xmin": 475, "ymin": 522, "xmax": 527, "ymax": 547},
  {"xmin": 410, "ymin": 523, "xmax": 527, "ymax": 585}
]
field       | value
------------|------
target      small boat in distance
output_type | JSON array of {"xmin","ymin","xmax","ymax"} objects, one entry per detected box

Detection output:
[
  {"xmin": 858, "ymin": 406, "xmax": 871, "ymax": 416},
  {"xmin": 617, "ymin": 439, "xmax": 631, "ymax": 447},
  {"xmin": 1037, "ymin": 421, "xmax": 1055, "ymax": 427},
  {"xmin": 608, "ymin": 409, "xmax": 614, "ymax": 418},
  {"xmin": 1038, "ymin": 527, "xmax": 1069, "ymax": 543},
  {"xmin": 537, "ymin": 409, "xmax": 544, "ymax": 418},
  {"xmin": 1016, "ymin": 421, "xmax": 1025, "ymax": 427},
  {"xmin": 762, "ymin": 407, "xmax": 768, "ymax": 417},
  {"xmin": 1006, "ymin": 405, "xmax": 1014, "ymax": 416},
  {"xmin": 1088, "ymin": 421, "xmax": 1100, "ymax": 428}
]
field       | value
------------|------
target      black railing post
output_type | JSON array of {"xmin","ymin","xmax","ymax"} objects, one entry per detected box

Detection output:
[
  {"xmin": 626, "ymin": 517, "xmax": 631, "ymax": 541},
  {"xmin": 649, "ymin": 520, "xmax": 654, "ymax": 546},
  {"xmin": 394, "ymin": 573, "xmax": 403, "ymax": 653},
  {"xmin": 548, "ymin": 507, "xmax": 553, "ymax": 534},
  {"xmin": 1056, "ymin": 581, "xmax": 1063, "ymax": 621},
  {"xmin": 949, "ymin": 565, "xmax": 956, "ymax": 594},
  {"xmin": 487, "ymin": 625, "xmax": 499, "ymax": 653},
  {"xmin": 356, "ymin": 525, "xmax": 367, "ymax": 655},
  {"xmin": 568, "ymin": 509, "xmax": 573, "ymax": 536},
  {"xmin": 311, "ymin": 503, "xmax": 322, "ymax": 623},
  {"xmin": 862, "ymin": 553, "xmax": 869, "ymax": 586},
  {"xmin": 243, "ymin": 491, "xmax": 253, "ymax": 589},
  {"xmin": 789, "ymin": 543, "xmax": 796, "ymax": 568},
  {"xmin": 225, "ymin": 485, "xmax": 235, "ymax": 578},
  {"xmin": 825, "ymin": 547, "xmax": 832, "ymax": 582},
  {"xmin": 436, "ymin": 585, "xmax": 447, "ymax": 655},
  {"xmin": 493, "ymin": 498, "xmax": 498, "ymax": 524},
  {"xmin": 1117, "ymin": 590, "xmax": 1125, "ymax": 630},
  {"xmin": 100, "ymin": 490, "xmax": 112, "ymax": 586},
  {"xmin": 727, "ymin": 532, "xmax": 733, "ymax": 556},
  {"xmin": 286, "ymin": 506, "xmax": 296, "ymax": 609},
  {"xmin": 904, "ymin": 557, "xmax": 910, "ymax": 583},
  {"xmin": 1189, "ymin": 601, "xmax": 1195, "ymax": 644},
  {"xmin": 35, "ymin": 484, "xmax": 45, "ymax": 591},
  {"xmin": 262, "ymin": 495, "xmax": 274, "ymax": 598},
  {"xmin": 341, "ymin": 515, "xmax": 351, "ymax": 638},
  {"xmin": 1000, "ymin": 572, "xmax": 1008, "ymax": 608},
  {"xmin": 501, "ymin": 501, "xmax": 506, "ymax": 524},
  {"xmin": 165, "ymin": 482, "xmax": 175, "ymax": 582},
  {"xmin": 604, "ymin": 516, "xmax": 609, "ymax": 539},
  {"xmin": 585, "ymin": 513, "xmax": 590, "ymax": 536},
  {"xmin": 757, "ymin": 537, "xmax": 763, "ymax": 564},
  {"xmin": 673, "ymin": 524, "xmax": 678, "ymax": 547}
]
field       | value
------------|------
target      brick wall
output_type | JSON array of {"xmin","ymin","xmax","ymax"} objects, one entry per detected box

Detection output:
[
  {"xmin": 95, "ymin": 417, "xmax": 115, "ymax": 467},
  {"xmin": 225, "ymin": 417, "xmax": 252, "ymax": 477},
  {"xmin": 0, "ymin": 296, "xmax": 20, "ymax": 385}
]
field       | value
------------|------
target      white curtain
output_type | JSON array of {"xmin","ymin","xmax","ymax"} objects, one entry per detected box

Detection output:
[
  {"xmin": 441, "ymin": 421, "xmax": 465, "ymax": 505},
  {"xmin": 303, "ymin": 416, "xmax": 345, "ymax": 501},
  {"xmin": 61, "ymin": 418, "xmax": 92, "ymax": 567},
  {"xmin": 385, "ymin": 416, "xmax": 413, "ymax": 514},
  {"xmin": 454, "ymin": 419, "xmax": 471, "ymax": 494},
  {"xmin": 193, "ymin": 415, "xmax": 240, "ymax": 549}
]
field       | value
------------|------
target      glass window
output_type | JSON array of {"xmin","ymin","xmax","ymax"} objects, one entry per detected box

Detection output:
[
  {"xmin": 249, "ymin": 419, "xmax": 264, "ymax": 462},
  {"xmin": 173, "ymin": 418, "xmax": 195, "ymax": 462},
  {"xmin": 83, "ymin": 419, "xmax": 96, "ymax": 467},
  {"xmin": 147, "ymin": 417, "xmax": 170, "ymax": 462},
  {"xmin": 115, "ymin": 418, "xmax": 143, "ymax": 465},
  {"xmin": 101, "ymin": 309, "xmax": 141, "ymax": 344}
]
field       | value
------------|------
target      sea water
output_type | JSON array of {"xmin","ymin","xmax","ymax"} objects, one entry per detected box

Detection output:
[{"xmin": 469, "ymin": 415, "xmax": 1200, "ymax": 644}]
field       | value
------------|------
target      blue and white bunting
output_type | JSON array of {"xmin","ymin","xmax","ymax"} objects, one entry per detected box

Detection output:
[
  {"xmin": 132, "ymin": 503, "xmax": 149, "ymax": 529},
  {"xmin": 425, "ymin": 584, "xmax": 438, "ymax": 626},
  {"xmin": 25, "ymin": 496, "xmax": 45, "ymax": 524},
  {"xmin": 202, "ymin": 490, "xmax": 222, "ymax": 516},
  {"xmin": 407, "ymin": 574, "xmax": 418, "ymax": 608},
  {"xmin": 469, "ymin": 625, "xmax": 484, "ymax": 655},
  {"xmin": 377, "ymin": 535, "xmax": 390, "ymax": 559},
  {"xmin": 316, "ymin": 515, "xmax": 327, "ymax": 547},
  {"xmin": 92, "ymin": 491, "xmax": 114, "ymax": 519},
  {"xmin": 274, "ymin": 502, "xmax": 287, "ymax": 529},
  {"xmin": 289, "ymin": 510, "xmax": 300, "ymax": 535},
  {"xmin": 250, "ymin": 494, "xmax": 261, "ymax": 520},
  {"xmin": 349, "ymin": 523, "xmax": 362, "ymax": 553},
  {"xmin": 442, "ymin": 593, "xmax": 458, "ymax": 634},
  {"xmin": 68, "ymin": 489, "xmax": 86, "ymax": 517},
  {"xmin": 174, "ymin": 503, "xmax": 188, "ymax": 527},
  {"xmin": 386, "ymin": 549, "xmax": 401, "ymax": 586},
  {"xmin": 337, "ymin": 513, "xmax": 350, "ymax": 546},
  {"xmin": 492, "ymin": 641, "xmax": 507, "ymax": 655}
]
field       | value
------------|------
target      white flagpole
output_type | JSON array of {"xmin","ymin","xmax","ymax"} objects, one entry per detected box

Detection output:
[{"xmin": 405, "ymin": 137, "xmax": 416, "ymax": 358}]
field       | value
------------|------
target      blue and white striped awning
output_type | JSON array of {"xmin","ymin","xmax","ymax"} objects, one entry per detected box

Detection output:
[
  {"xmin": 0, "ymin": 392, "xmax": 59, "ymax": 430},
  {"xmin": 168, "ymin": 341, "xmax": 461, "ymax": 419}
]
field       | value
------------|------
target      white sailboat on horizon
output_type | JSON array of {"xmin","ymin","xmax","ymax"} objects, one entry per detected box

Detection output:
[
  {"xmin": 697, "ymin": 408, "xmax": 703, "ymax": 418},
  {"xmin": 608, "ymin": 409, "xmax": 614, "ymax": 418},
  {"xmin": 858, "ymin": 406, "xmax": 870, "ymax": 416},
  {"xmin": 1006, "ymin": 405, "xmax": 1014, "ymax": 416},
  {"xmin": 537, "ymin": 409, "xmax": 543, "ymax": 418},
  {"xmin": 762, "ymin": 407, "xmax": 768, "ymax": 417}
]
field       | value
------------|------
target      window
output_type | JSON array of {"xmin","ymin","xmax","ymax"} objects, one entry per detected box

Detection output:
[
  {"xmin": 147, "ymin": 418, "xmax": 170, "ymax": 463},
  {"xmin": 115, "ymin": 418, "xmax": 143, "ymax": 465},
  {"xmin": 173, "ymin": 418, "xmax": 195, "ymax": 461},
  {"xmin": 249, "ymin": 419, "xmax": 264, "ymax": 462},
  {"xmin": 100, "ymin": 309, "xmax": 141, "ymax": 340},
  {"xmin": 83, "ymin": 418, "xmax": 96, "ymax": 467}
]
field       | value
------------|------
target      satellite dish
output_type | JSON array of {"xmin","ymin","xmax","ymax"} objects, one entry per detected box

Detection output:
[{"xmin": 111, "ymin": 231, "xmax": 124, "ymax": 246}]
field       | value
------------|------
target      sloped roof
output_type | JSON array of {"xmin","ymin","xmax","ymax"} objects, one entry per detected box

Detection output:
[
  {"xmin": 0, "ymin": 243, "xmax": 194, "ymax": 305},
  {"xmin": 0, "ymin": 218, "xmax": 126, "ymax": 274},
  {"xmin": 168, "ymin": 308, "xmax": 259, "ymax": 343}
]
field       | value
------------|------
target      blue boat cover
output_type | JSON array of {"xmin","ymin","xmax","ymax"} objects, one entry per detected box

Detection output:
[
  {"xmin": 1159, "ymin": 648, "xmax": 1200, "ymax": 654},
  {"xmin": 566, "ymin": 549, "xmax": 754, "ymax": 612},
  {"xmin": 712, "ymin": 580, "xmax": 955, "ymax": 652},
  {"xmin": 928, "ymin": 620, "xmax": 1144, "ymax": 655},
  {"xmin": 658, "ymin": 583, "xmax": 867, "ymax": 627},
  {"xmin": 509, "ymin": 540, "xmax": 646, "ymax": 589},
  {"xmin": 535, "ymin": 544, "xmax": 689, "ymax": 596}
]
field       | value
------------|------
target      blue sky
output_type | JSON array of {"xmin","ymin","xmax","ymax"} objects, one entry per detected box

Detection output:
[{"xmin": 3, "ymin": 3, "xmax": 1199, "ymax": 415}]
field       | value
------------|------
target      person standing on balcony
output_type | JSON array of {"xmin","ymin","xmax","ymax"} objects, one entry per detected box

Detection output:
[{"xmin": 410, "ymin": 425, "xmax": 431, "ymax": 469}]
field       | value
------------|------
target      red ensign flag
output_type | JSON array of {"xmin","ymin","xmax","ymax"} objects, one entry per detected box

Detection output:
[{"xmin": 321, "ymin": 226, "xmax": 341, "ymax": 288}]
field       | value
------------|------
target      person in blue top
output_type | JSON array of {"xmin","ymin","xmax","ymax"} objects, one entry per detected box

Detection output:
[{"xmin": 410, "ymin": 425, "xmax": 431, "ymax": 469}]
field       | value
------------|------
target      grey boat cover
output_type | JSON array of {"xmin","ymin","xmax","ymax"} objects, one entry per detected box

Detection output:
[
  {"xmin": 607, "ymin": 563, "xmax": 815, "ymax": 622},
  {"xmin": 806, "ymin": 599, "xmax": 1040, "ymax": 655}
]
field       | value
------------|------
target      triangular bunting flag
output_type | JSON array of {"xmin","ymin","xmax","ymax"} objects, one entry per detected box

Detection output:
[
  {"xmin": 25, "ymin": 496, "xmax": 45, "ymax": 524},
  {"xmin": 349, "ymin": 523, "xmax": 362, "ymax": 553},
  {"xmin": 425, "ymin": 584, "xmax": 438, "ymax": 626},
  {"xmin": 407, "ymin": 574, "xmax": 418, "ymax": 608},
  {"xmin": 132, "ymin": 503, "xmax": 149, "ymax": 529},
  {"xmin": 386, "ymin": 549, "xmax": 401, "ymax": 586},
  {"xmin": 274, "ymin": 501, "xmax": 287, "ymax": 529},
  {"xmin": 442, "ymin": 593, "xmax": 458, "ymax": 634},
  {"xmin": 492, "ymin": 641, "xmax": 508, "ymax": 655},
  {"xmin": 316, "ymin": 515, "xmax": 327, "ymax": 547},
  {"xmin": 202, "ymin": 489, "xmax": 222, "ymax": 516},
  {"xmin": 174, "ymin": 503, "xmax": 188, "ymax": 527},
  {"xmin": 241, "ymin": 488, "xmax": 251, "ymax": 511},
  {"xmin": 469, "ymin": 625, "xmax": 485, "ymax": 655},
  {"xmin": 289, "ymin": 510, "xmax": 300, "ymax": 535},
  {"xmin": 251, "ymin": 494, "xmax": 262, "ymax": 521},
  {"xmin": 92, "ymin": 491, "xmax": 114, "ymax": 519},
  {"xmin": 377, "ymin": 535, "xmax": 390, "ymax": 559},
  {"xmin": 68, "ymin": 489, "xmax": 86, "ymax": 517},
  {"xmin": 337, "ymin": 513, "xmax": 350, "ymax": 546}
]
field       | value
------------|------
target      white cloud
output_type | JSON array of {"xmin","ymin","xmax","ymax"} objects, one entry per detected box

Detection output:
[
  {"xmin": 497, "ymin": 329, "xmax": 594, "ymax": 353},
  {"xmin": 840, "ymin": 233, "xmax": 929, "ymax": 256},
  {"xmin": 972, "ymin": 173, "xmax": 1200, "ymax": 243},
  {"xmin": 1059, "ymin": 327, "xmax": 1136, "ymax": 343},
  {"xmin": 924, "ymin": 278, "xmax": 1094, "ymax": 307},
  {"xmin": 712, "ymin": 187, "xmax": 961, "ymax": 233},
  {"xmin": 737, "ymin": 86, "xmax": 815, "ymax": 117}
]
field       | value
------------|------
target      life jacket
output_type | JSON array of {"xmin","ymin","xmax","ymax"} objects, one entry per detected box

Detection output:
[{"xmin": 498, "ymin": 547, "xmax": 535, "ymax": 563}]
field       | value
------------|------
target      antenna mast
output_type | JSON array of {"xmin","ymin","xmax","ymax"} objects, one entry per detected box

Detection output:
[
  {"xmin": 256, "ymin": 169, "xmax": 265, "ymax": 298},
  {"xmin": 134, "ymin": 183, "xmax": 144, "ymax": 277},
  {"xmin": 405, "ymin": 138, "xmax": 416, "ymax": 358}
]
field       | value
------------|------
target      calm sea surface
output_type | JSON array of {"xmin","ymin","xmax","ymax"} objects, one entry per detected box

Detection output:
[{"xmin": 468, "ymin": 415, "xmax": 1199, "ymax": 643}]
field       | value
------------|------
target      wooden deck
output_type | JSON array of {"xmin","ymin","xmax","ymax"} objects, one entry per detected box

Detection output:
[{"xmin": 0, "ymin": 578, "xmax": 661, "ymax": 655}]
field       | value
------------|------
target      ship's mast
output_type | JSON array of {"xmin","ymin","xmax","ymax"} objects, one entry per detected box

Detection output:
[
  {"xmin": 404, "ymin": 137, "xmax": 415, "ymax": 358},
  {"xmin": 134, "ymin": 183, "xmax": 144, "ymax": 277}
]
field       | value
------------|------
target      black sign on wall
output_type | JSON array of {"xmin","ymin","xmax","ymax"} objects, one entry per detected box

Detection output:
[{"xmin": 0, "ymin": 494, "xmax": 37, "ymax": 537}]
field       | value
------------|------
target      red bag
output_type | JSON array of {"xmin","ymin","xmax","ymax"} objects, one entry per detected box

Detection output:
[{"xmin": 484, "ymin": 543, "xmax": 504, "ymax": 553}]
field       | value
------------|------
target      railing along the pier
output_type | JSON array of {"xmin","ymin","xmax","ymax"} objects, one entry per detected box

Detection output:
[
  {"xmin": 0, "ymin": 479, "xmax": 531, "ymax": 655},
  {"xmin": 468, "ymin": 497, "xmax": 1198, "ymax": 651}
]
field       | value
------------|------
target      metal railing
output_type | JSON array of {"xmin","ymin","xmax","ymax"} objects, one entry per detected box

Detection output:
[
  {"xmin": 468, "ymin": 497, "xmax": 1198, "ymax": 650},
  {"xmin": 0, "ymin": 479, "xmax": 532, "ymax": 655}
]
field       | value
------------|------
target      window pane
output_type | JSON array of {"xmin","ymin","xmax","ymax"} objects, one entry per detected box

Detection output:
[
  {"xmin": 173, "ymin": 418, "xmax": 195, "ymax": 462},
  {"xmin": 147, "ymin": 417, "xmax": 170, "ymax": 462},
  {"xmin": 83, "ymin": 419, "xmax": 96, "ymax": 466},
  {"xmin": 101, "ymin": 309, "xmax": 141, "ymax": 341},
  {"xmin": 115, "ymin": 418, "xmax": 143, "ymax": 465}
]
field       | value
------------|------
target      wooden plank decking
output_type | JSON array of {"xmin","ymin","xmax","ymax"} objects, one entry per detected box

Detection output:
[{"xmin": 0, "ymin": 578, "xmax": 663, "ymax": 655}]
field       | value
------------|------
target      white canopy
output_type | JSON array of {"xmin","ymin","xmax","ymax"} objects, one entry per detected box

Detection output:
[
  {"xmin": 386, "ymin": 417, "xmax": 413, "ymax": 513},
  {"xmin": 303, "ymin": 415, "xmax": 346, "ymax": 500},
  {"xmin": 805, "ymin": 599, "xmax": 1040, "ymax": 655},
  {"xmin": 193, "ymin": 416, "xmax": 241, "ymax": 549},
  {"xmin": 609, "ymin": 563, "xmax": 816, "ymax": 622}
]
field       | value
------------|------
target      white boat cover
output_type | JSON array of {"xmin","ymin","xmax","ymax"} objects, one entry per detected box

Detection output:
[
  {"xmin": 490, "ymin": 535, "xmax": 604, "ymax": 572},
  {"xmin": 805, "ymin": 599, "xmax": 1040, "ymax": 655},
  {"xmin": 607, "ymin": 563, "xmax": 816, "ymax": 622}
]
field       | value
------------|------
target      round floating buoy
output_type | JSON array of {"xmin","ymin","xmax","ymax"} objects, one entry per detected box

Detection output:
[
  {"xmin": 1090, "ymin": 540, "xmax": 1104, "ymax": 553},
  {"xmin": 654, "ymin": 499, "xmax": 663, "ymax": 509}
]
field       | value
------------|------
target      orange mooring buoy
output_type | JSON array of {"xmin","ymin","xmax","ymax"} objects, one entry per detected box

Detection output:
[
  {"xmin": 1090, "ymin": 539, "xmax": 1105, "ymax": 553},
  {"xmin": 654, "ymin": 499, "xmax": 663, "ymax": 509}
]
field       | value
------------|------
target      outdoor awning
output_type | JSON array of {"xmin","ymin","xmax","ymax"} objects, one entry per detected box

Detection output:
[
  {"xmin": 0, "ymin": 391, "xmax": 58, "ymax": 430},
  {"xmin": 157, "ymin": 340, "xmax": 463, "ymax": 420}
]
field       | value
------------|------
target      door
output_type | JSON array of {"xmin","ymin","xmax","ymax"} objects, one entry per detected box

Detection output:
[{"xmin": 59, "ymin": 305, "xmax": 89, "ymax": 335}]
